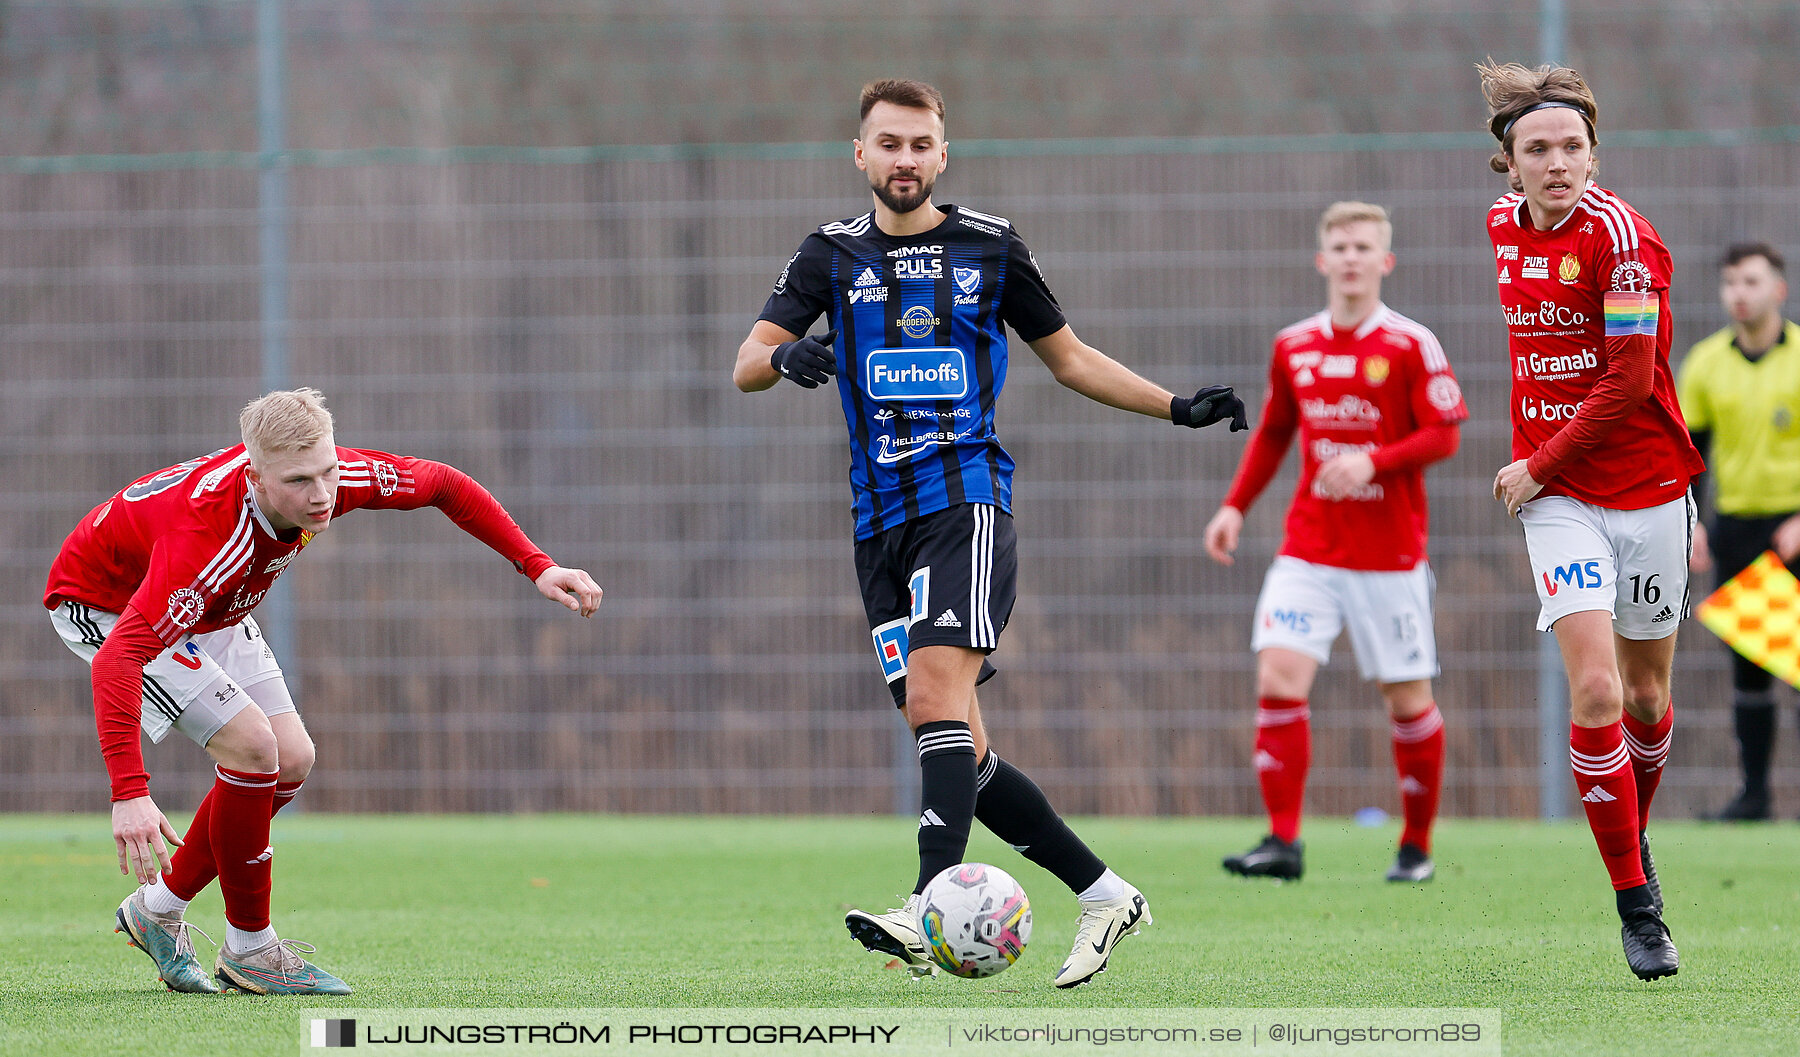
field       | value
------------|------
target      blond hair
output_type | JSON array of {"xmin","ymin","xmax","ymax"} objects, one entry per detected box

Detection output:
[
  {"xmin": 1477, "ymin": 59, "xmax": 1599, "ymax": 190},
  {"xmin": 240, "ymin": 388, "xmax": 334, "ymax": 466},
  {"xmin": 1318, "ymin": 201, "xmax": 1392, "ymax": 252}
]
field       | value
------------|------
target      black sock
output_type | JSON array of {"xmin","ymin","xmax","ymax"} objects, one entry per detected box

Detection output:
[
  {"xmin": 974, "ymin": 751, "xmax": 1106, "ymax": 895},
  {"xmin": 1733, "ymin": 693, "xmax": 1776, "ymax": 798},
  {"xmin": 913, "ymin": 721, "xmax": 976, "ymax": 894},
  {"xmin": 1616, "ymin": 883, "xmax": 1656, "ymax": 918}
]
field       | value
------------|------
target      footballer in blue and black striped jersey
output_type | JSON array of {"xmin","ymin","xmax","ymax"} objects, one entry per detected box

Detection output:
[
  {"xmin": 758, "ymin": 203, "xmax": 1065, "ymax": 542},
  {"xmin": 737, "ymin": 79, "xmax": 1239, "ymax": 989}
]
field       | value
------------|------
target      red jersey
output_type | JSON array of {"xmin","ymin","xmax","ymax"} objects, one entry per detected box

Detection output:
[
  {"xmin": 47, "ymin": 444, "xmax": 558, "ymax": 801},
  {"xmin": 1487, "ymin": 184, "xmax": 1703, "ymax": 508},
  {"xmin": 1224, "ymin": 304, "xmax": 1467, "ymax": 571},
  {"xmin": 46, "ymin": 444, "xmax": 555, "ymax": 639}
]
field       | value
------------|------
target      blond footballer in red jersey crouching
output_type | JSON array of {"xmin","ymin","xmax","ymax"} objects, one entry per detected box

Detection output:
[
  {"xmin": 1479, "ymin": 60, "xmax": 1703, "ymax": 982},
  {"xmin": 45, "ymin": 388, "xmax": 601, "ymax": 994}
]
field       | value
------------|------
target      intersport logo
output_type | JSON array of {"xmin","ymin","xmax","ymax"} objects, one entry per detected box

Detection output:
[{"xmin": 1520, "ymin": 395, "xmax": 1582, "ymax": 422}]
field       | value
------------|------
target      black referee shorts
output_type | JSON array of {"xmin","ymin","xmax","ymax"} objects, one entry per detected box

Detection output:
[{"xmin": 854, "ymin": 502, "xmax": 1018, "ymax": 708}]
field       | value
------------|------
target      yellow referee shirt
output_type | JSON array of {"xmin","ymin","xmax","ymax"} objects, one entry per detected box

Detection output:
[{"xmin": 1676, "ymin": 319, "xmax": 1800, "ymax": 516}]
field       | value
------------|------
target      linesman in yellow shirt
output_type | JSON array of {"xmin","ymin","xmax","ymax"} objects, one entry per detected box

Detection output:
[{"xmin": 1677, "ymin": 242, "xmax": 1800, "ymax": 821}]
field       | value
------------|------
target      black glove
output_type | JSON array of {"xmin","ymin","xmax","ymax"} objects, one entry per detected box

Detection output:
[
  {"xmin": 770, "ymin": 329, "xmax": 838, "ymax": 388},
  {"xmin": 1172, "ymin": 385, "xmax": 1248, "ymax": 431}
]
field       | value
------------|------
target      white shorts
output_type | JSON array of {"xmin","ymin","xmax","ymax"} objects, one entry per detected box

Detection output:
[
  {"xmin": 1250, "ymin": 556, "xmax": 1439, "ymax": 683},
  {"xmin": 1519, "ymin": 493, "xmax": 1695, "ymax": 639},
  {"xmin": 49, "ymin": 601, "xmax": 295, "ymax": 747}
]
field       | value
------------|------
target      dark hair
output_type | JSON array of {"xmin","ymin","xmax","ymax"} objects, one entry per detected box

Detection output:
[
  {"xmin": 1476, "ymin": 59, "xmax": 1599, "ymax": 183},
  {"xmin": 859, "ymin": 79, "xmax": 946, "ymax": 128},
  {"xmin": 1721, "ymin": 241, "xmax": 1787, "ymax": 276}
]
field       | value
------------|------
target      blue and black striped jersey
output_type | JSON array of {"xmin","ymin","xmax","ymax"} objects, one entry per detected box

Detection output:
[{"xmin": 759, "ymin": 204, "xmax": 1066, "ymax": 541}]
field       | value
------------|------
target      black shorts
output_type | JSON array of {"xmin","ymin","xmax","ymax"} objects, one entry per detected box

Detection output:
[{"xmin": 853, "ymin": 502, "xmax": 1018, "ymax": 707}]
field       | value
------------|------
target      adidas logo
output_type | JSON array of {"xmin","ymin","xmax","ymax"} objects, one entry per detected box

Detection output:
[
  {"xmin": 1253, "ymin": 750, "xmax": 1283, "ymax": 773},
  {"xmin": 1399, "ymin": 776, "xmax": 1428, "ymax": 796},
  {"xmin": 853, "ymin": 267, "xmax": 881, "ymax": 288},
  {"xmin": 918, "ymin": 809, "xmax": 945, "ymax": 828},
  {"xmin": 933, "ymin": 609, "xmax": 962, "ymax": 628},
  {"xmin": 246, "ymin": 845, "xmax": 274, "ymax": 865},
  {"xmin": 1580, "ymin": 785, "xmax": 1618, "ymax": 804},
  {"xmin": 1650, "ymin": 605, "xmax": 1674, "ymax": 623}
]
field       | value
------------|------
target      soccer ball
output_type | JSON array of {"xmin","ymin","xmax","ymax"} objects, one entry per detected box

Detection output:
[{"xmin": 916, "ymin": 862, "xmax": 1032, "ymax": 978}]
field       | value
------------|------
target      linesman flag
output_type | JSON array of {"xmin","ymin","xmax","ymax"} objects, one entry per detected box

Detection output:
[{"xmin": 1696, "ymin": 550, "xmax": 1800, "ymax": 689}]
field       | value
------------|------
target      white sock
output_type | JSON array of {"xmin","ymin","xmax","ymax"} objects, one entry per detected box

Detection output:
[
  {"xmin": 1077, "ymin": 868, "xmax": 1126, "ymax": 903},
  {"xmin": 227, "ymin": 925, "xmax": 278, "ymax": 952},
  {"xmin": 142, "ymin": 877, "xmax": 189, "ymax": 915}
]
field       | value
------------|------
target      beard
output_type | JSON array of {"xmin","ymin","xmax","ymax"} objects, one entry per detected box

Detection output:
[{"xmin": 871, "ymin": 171, "xmax": 934, "ymax": 214}]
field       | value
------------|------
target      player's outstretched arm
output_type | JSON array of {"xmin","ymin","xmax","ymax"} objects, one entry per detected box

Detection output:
[
  {"xmin": 402, "ymin": 461, "xmax": 587, "ymax": 595},
  {"xmin": 1028, "ymin": 325, "xmax": 1173, "ymax": 416},
  {"xmin": 535, "ymin": 565, "xmax": 603, "ymax": 618},
  {"xmin": 1029, "ymin": 326, "xmax": 1246, "ymax": 429},
  {"xmin": 111, "ymin": 795, "xmax": 182, "ymax": 885}
]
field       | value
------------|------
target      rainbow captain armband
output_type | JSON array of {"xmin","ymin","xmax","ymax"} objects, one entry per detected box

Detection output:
[{"xmin": 1603, "ymin": 290, "xmax": 1659, "ymax": 337}]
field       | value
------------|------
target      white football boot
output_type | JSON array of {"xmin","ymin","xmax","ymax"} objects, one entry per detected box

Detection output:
[
  {"xmin": 845, "ymin": 894, "xmax": 937, "ymax": 978},
  {"xmin": 1053, "ymin": 882, "xmax": 1150, "ymax": 988}
]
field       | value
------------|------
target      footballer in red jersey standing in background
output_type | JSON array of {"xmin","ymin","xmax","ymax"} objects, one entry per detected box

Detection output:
[
  {"xmin": 45, "ymin": 388, "xmax": 602, "ymax": 994},
  {"xmin": 1478, "ymin": 60, "xmax": 1704, "ymax": 981},
  {"xmin": 1205, "ymin": 202, "xmax": 1466, "ymax": 886}
]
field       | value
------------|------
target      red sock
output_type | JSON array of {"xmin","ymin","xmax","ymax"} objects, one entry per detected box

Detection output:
[
  {"xmin": 161, "ymin": 788, "xmax": 218, "ymax": 902},
  {"xmin": 208, "ymin": 765, "xmax": 277, "ymax": 931},
  {"xmin": 273, "ymin": 779, "xmax": 305, "ymax": 815},
  {"xmin": 1255, "ymin": 696, "xmax": 1310, "ymax": 843},
  {"xmin": 1621, "ymin": 705, "xmax": 1673, "ymax": 832},
  {"xmin": 1390, "ymin": 703, "xmax": 1445, "ymax": 854},
  {"xmin": 1569, "ymin": 721, "xmax": 1645, "ymax": 890},
  {"xmin": 161, "ymin": 778, "xmax": 303, "ymax": 901}
]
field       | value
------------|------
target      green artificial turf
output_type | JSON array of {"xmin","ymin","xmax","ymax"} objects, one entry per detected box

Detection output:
[{"xmin": 2, "ymin": 815, "xmax": 1796, "ymax": 1055}]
